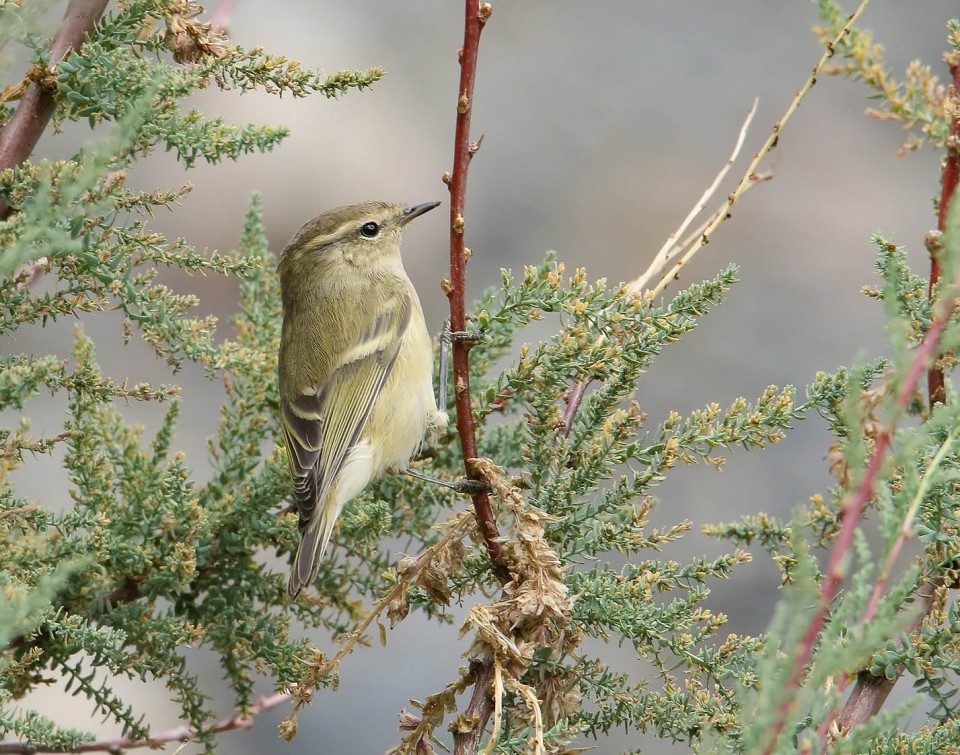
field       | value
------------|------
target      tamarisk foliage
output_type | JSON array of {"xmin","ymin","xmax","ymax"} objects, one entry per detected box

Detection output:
[
  {"xmin": 4, "ymin": 1, "xmax": 960, "ymax": 754},
  {"xmin": 0, "ymin": 1, "xmax": 383, "ymax": 751}
]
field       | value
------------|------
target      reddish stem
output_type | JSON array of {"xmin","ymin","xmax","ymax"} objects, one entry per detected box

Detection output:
[
  {"xmin": 764, "ymin": 281, "xmax": 957, "ymax": 753},
  {"xmin": 819, "ymin": 55, "xmax": 960, "ymax": 750},
  {"xmin": 928, "ymin": 58, "xmax": 960, "ymax": 405},
  {"xmin": 832, "ymin": 582, "xmax": 938, "ymax": 740},
  {"xmin": 0, "ymin": 692, "xmax": 291, "ymax": 754},
  {"xmin": 452, "ymin": 659, "xmax": 497, "ymax": 755},
  {"xmin": 445, "ymin": 1, "xmax": 507, "ymax": 585},
  {"xmin": 0, "ymin": 0, "xmax": 109, "ymax": 220},
  {"xmin": 445, "ymin": 5, "xmax": 503, "ymax": 754}
]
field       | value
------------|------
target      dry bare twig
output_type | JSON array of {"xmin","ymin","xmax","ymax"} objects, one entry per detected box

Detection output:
[
  {"xmin": 648, "ymin": 0, "xmax": 872, "ymax": 301},
  {"xmin": 631, "ymin": 97, "xmax": 759, "ymax": 294},
  {"xmin": 562, "ymin": 99, "xmax": 763, "ymax": 436},
  {"xmin": 0, "ymin": 693, "xmax": 291, "ymax": 754},
  {"xmin": 280, "ymin": 511, "xmax": 478, "ymax": 741}
]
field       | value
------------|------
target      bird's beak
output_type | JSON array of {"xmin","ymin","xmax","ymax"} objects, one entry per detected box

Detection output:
[{"xmin": 399, "ymin": 201, "xmax": 441, "ymax": 226}]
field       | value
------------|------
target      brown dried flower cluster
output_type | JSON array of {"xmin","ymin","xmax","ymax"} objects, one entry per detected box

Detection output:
[
  {"xmin": 827, "ymin": 385, "xmax": 889, "ymax": 487},
  {"xmin": 163, "ymin": 0, "xmax": 229, "ymax": 63},
  {"xmin": 458, "ymin": 459, "xmax": 580, "ymax": 752}
]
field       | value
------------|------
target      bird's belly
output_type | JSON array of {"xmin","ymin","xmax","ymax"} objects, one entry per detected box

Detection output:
[{"xmin": 363, "ymin": 332, "xmax": 436, "ymax": 475}]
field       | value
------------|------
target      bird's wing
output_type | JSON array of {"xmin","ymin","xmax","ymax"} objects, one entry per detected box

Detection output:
[{"xmin": 281, "ymin": 291, "xmax": 412, "ymax": 532}]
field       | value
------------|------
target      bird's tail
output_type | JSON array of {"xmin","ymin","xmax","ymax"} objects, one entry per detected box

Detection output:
[{"xmin": 287, "ymin": 508, "xmax": 337, "ymax": 599}]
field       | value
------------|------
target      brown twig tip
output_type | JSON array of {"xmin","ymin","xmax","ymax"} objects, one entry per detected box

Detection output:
[
  {"xmin": 561, "ymin": 382, "xmax": 588, "ymax": 438},
  {"xmin": 468, "ymin": 134, "xmax": 485, "ymax": 156},
  {"xmin": 0, "ymin": 693, "xmax": 292, "ymax": 754}
]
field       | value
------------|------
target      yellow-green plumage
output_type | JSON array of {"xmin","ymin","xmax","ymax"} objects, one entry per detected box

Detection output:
[{"xmin": 278, "ymin": 201, "xmax": 447, "ymax": 599}]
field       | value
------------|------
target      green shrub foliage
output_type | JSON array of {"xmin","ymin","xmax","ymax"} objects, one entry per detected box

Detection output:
[{"xmin": 3, "ymin": 1, "xmax": 960, "ymax": 753}]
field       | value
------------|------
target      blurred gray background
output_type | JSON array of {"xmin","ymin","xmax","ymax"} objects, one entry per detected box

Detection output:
[{"xmin": 7, "ymin": 1, "xmax": 958, "ymax": 752}]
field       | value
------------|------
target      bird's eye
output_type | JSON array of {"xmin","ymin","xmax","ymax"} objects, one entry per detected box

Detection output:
[{"xmin": 359, "ymin": 221, "xmax": 380, "ymax": 238}]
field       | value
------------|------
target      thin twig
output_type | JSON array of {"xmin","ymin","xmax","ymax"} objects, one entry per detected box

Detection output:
[
  {"xmin": 631, "ymin": 98, "xmax": 758, "ymax": 293},
  {"xmin": 764, "ymin": 286, "xmax": 956, "ymax": 753},
  {"xmin": 833, "ymin": 582, "xmax": 938, "ymax": 736},
  {"xmin": 863, "ymin": 426, "xmax": 958, "ymax": 623},
  {"xmin": 444, "ymin": 0, "xmax": 507, "ymax": 586},
  {"xmin": 754, "ymin": 6, "xmax": 960, "ymax": 744},
  {"xmin": 560, "ymin": 101, "xmax": 762, "ymax": 437},
  {"xmin": 0, "ymin": 693, "xmax": 290, "ymax": 754},
  {"xmin": 282, "ymin": 511, "xmax": 477, "ymax": 734},
  {"xmin": 0, "ymin": 0, "xmax": 110, "ymax": 220},
  {"xmin": 816, "ymin": 424, "xmax": 958, "ymax": 746},
  {"xmin": 560, "ymin": 381, "xmax": 588, "ymax": 438},
  {"xmin": 651, "ymin": 1, "xmax": 870, "ymax": 298},
  {"xmin": 764, "ymin": 155, "xmax": 960, "ymax": 755}
]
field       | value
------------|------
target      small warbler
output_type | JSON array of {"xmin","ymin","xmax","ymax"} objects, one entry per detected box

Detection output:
[{"xmin": 278, "ymin": 201, "xmax": 448, "ymax": 599}]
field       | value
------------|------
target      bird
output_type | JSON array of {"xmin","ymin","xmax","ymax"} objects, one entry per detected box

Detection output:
[{"xmin": 277, "ymin": 200, "xmax": 448, "ymax": 599}]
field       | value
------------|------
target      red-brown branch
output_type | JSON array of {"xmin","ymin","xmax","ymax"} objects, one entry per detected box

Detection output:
[
  {"xmin": 561, "ymin": 381, "xmax": 588, "ymax": 438},
  {"xmin": 0, "ymin": 0, "xmax": 109, "ymax": 220},
  {"xmin": 764, "ymin": 278, "xmax": 958, "ymax": 753},
  {"xmin": 832, "ymin": 581, "xmax": 938, "ymax": 740},
  {"xmin": 0, "ymin": 692, "xmax": 290, "ymax": 754},
  {"xmin": 445, "ymin": 1, "xmax": 507, "ymax": 586},
  {"xmin": 452, "ymin": 659, "xmax": 497, "ymax": 755},
  {"xmin": 444, "ymin": 5, "xmax": 502, "ymax": 754},
  {"xmin": 820, "ymin": 53, "xmax": 960, "ymax": 750},
  {"xmin": 928, "ymin": 55, "xmax": 960, "ymax": 406}
]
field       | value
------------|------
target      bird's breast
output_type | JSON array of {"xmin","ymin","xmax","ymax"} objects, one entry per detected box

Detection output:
[{"xmin": 363, "ymin": 305, "xmax": 438, "ymax": 475}]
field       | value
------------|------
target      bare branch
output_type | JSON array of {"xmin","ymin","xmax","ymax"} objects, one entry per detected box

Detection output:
[
  {"xmin": 444, "ymin": 0, "xmax": 508, "ymax": 586},
  {"xmin": 651, "ymin": 0, "xmax": 872, "ymax": 299},
  {"xmin": 442, "ymin": 5, "xmax": 504, "ymax": 753},
  {"xmin": 765, "ymin": 287, "xmax": 957, "ymax": 752},
  {"xmin": 0, "ymin": 693, "xmax": 290, "ymax": 754},
  {"xmin": 631, "ymin": 98, "xmax": 758, "ymax": 293},
  {"xmin": 453, "ymin": 658, "xmax": 496, "ymax": 755},
  {"xmin": 560, "ymin": 100, "xmax": 765, "ymax": 438}
]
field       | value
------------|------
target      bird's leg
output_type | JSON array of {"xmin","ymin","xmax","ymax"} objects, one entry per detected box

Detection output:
[
  {"xmin": 450, "ymin": 317, "xmax": 485, "ymax": 346},
  {"xmin": 438, "ymin": 317, "xmax": 485, "ymax": 411},
  {"xmin": 403, "ymin": 467, "xmax": 491, "ymax": 495},
  {"xmin": 425, "ymin": 319, "xmax": 489, "ymax": 495},
  {"xmin": 439, "ymin": 319, "xmax": 452, "ymax": 411}
]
